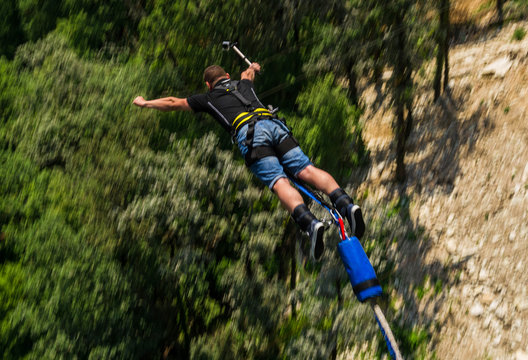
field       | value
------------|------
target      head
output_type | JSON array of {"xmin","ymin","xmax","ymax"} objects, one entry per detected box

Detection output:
[{"xmin": 203, "ymin": 65, "xmax": 229, "ymax": 90}]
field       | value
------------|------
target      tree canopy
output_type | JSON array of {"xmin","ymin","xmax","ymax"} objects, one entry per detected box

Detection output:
[{"xmin": 4, "ymin": 0, "xmax": 516, "ymax": 358}]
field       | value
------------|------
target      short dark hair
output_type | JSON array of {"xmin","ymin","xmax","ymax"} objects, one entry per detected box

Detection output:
[{"xmin": 203, "ymin": 65, "xmax": 226, "ymax": 85}]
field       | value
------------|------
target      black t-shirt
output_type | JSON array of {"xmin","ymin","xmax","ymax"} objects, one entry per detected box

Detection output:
[{"xmin": 187, "ymin": 79, "xmax": 265, "ymax": 133}]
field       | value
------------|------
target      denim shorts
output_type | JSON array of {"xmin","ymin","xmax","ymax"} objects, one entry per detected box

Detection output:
[{"xmin": 236, "ymin": 119, "xmax": 312, "ymax": 189}]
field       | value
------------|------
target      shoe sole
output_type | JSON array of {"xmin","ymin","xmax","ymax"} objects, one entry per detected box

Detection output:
[
  {"xmin": 311, "ymin": 222, "xmax": 325, "ymax": 261},
  {"xmin": 352, "ymin": 205, "xmax": 365, "ymax": 239}
]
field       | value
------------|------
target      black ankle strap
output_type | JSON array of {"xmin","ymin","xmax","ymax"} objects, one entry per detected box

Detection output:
[
  {"xmin": 329, "ymin": 188, "xmax": 352, "ymax": 212},
  {"xmin": 292, "ymin": 204, "xmax": 316, "ymax": 232}
]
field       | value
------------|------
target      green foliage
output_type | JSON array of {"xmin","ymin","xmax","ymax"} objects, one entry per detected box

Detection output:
[
  {"xmin": 7, "ymin": 35, "xmax": 182, "ymax": 168},
  {"xmin": 394, "ymin": 325, "xmax": 431, "ymax": 359},
  {"xmin": 434, "ymin": 279, "xmax": 443, "ymax": 295},
  {"xmin": 512, "ymin": 27, "xmax": 526, "ymax": 40},
  {"xmin": 57, "ymin": 0, "xmax": 141, "ymax": 56},
  {"xmin": 0, "ymin": 262, "xmax": 26, "ymax": 359},
  {"xmin": 0, "ymin": 151, "xmax": 48, "ymax": 233},
  {"xmin": 0, "ymin": 59, "xmax": 18, "ymax": 128},
  {"xmin": 0, "ymin": 0, "xmax": 25, "ymax": 58},
  {"xmin": 16, "ymin": 0, "xmax": 61, "ymax": 42},
  {"xmin": 290, "ymin": 74, "xmax": 365, "ymax": 181},
  {"xmin": 1, "ymin": 34, "xmax": 290, "ymax": 358},
  {"xmin": 8, "ymin": 214, "xmax": 148, "ymax": 359},
  {"xmin": 511, "ymin": 0, "xmax": 528, "ymax": 9}
]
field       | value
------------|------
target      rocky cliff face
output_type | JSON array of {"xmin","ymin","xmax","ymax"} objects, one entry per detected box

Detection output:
[{"xmin": 360, "ymin": 20, "xmax": 528, "ymax": 359}]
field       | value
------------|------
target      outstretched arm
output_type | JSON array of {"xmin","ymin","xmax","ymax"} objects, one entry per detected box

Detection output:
[
  {"xmin": 240, "ymin": 63, "xmax": 261, "ymax": 83},
  {"xmin": 133, "ymin": 96, "xmax": 192, "ymax": 112}
]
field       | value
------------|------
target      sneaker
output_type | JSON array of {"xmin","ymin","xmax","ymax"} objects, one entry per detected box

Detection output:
[
  {"xmin": 308, "ymin": 220, "xmax": 325, "ymax": 261},
  {"xmin": 347, "ymin": 204, "xmax": 365, "ymax": 239},
  {"xmin": 330, "ymin": 188, "xmax": 366, "ymax": 239}
]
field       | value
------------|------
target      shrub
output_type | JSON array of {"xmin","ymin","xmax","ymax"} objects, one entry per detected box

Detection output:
[{"xmin": 512, "ymin": 27, "xmax": 526, "ymax": 41}]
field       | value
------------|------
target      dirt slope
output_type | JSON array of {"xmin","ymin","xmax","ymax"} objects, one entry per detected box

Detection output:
[{"xmin": 360, "ymin": 21, "xmax": 528, "ymax": 359}]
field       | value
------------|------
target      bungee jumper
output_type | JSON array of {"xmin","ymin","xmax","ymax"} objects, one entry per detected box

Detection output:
[
  {"xmin": 132, "ymin": 44, "xmax": 365, "ymax": 262},
  {"xmin": 133, "ymin": 41, "xmax": 403, "ymax": 360}
]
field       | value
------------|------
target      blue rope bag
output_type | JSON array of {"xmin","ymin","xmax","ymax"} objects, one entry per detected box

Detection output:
[{"xmin": 337, "ymin": 236, "xmax": 382, "ymax": 302}]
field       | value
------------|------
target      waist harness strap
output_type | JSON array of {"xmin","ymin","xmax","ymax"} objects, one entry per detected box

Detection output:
[
  {"xmin": 244, "ymin": 120, "xmax": 299, "ymax": 167},
  {"xmin": 232, "ymin": 108, "xmax": 273, "ymax": 132}
]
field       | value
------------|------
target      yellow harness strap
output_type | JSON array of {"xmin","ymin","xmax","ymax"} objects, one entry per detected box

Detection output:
[{"xmin": 232, "ymin": 107, "xmax": 273, "ymax": 131}]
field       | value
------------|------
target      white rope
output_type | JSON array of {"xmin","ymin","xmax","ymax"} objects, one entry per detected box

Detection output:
[{"xmin": 370, "ymin": 300, "xmax": 404, "ymax": 360}]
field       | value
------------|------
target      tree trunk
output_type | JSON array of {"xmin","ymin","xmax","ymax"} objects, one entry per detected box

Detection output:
[
  {"xmin": 176, "ymin": 286, "xmax": 191, "ymax": 359},
  {"xmin": 278, "ymin": 219, "xmax": 296, "ymax": 282},
  {"xmin": 395, "ymin": 103, "xmax": 407, "ymax": 183},
  {"xmin": 443, "ymin": 27, "xmax": 449, "ymax": 92},
  {"xmin": 405, "ymin": 101, "xmax": 413, "ymax": 141},
  {"xmin": 372, "ymin": 47, "xmax": 384, "ymax": 83},
  {"xmin": 442, "ymin": 0, "xmax": 450, "ymax": 92},
  {"xmin": 394, "ymin": 15, "xmax": 409, "ymax": 183},
  {"xmin": 289, "ymin": 221, "xmax": 297, "ymax": 318},
  {"xmin": 433, "ymin": 41, "xmax": 444, "ymax": 101},
  {"xmin": 346, "ymin": 59, "xmax": 359, "ymax": 106},
  {"xmin": 434, "ymin": 0, "xmax": 450, "ymax": 100},
  {"xmin": 497, "ymin": 0, "xmax": 504, "ymax": 27}
]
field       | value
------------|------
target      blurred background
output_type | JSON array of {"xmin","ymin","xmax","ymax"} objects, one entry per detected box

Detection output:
[{"xmin": 1, "ymin": 0, "xmax": 528, "ymax": 359}]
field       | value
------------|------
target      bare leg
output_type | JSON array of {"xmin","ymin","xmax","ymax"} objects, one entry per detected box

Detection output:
[
  {"xmin": 297, "ymin": 165, "xmax": 340, "ymax": 195},
  {"xmin": 272, "ymin": 177, "xmax": 304, "ymax": 213}
]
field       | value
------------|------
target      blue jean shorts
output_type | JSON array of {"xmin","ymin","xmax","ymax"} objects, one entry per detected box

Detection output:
[{"xmin": 236, "ymin": 119, "xmax": 312, "ymax": 189}]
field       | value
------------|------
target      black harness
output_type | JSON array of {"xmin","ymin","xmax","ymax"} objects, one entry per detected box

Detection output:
[{"xmin": 214, "ymin": 79, "xmax": 299, "ymax": 167}]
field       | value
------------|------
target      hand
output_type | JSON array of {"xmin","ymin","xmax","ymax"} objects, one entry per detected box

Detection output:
[
  {"xmin": 249, "ymin": 62, "xmax": 261, "ymax": 73},
  {"xmin": 133, "ymin": 96, "xmax": 147, "ymax": 107}
]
